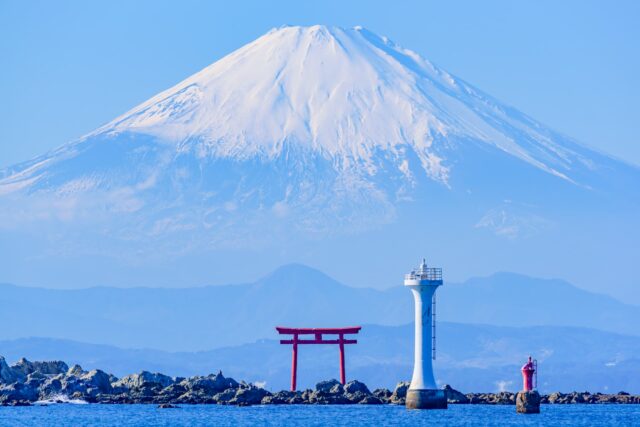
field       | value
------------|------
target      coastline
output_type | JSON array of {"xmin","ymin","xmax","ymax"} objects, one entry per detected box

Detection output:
[{"xmin": 1, "ymin": 357, "xmax": 639, "ymax": 407}]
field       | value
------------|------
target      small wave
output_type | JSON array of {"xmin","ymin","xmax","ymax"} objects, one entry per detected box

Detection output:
[{"xmin": 34, "ymin": 394, "xmax": 89, "ymax": 405}]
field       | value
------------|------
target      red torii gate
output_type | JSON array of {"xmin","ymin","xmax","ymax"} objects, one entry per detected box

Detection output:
[{"xmin": 276, "ymin": 326, "xmax": 361, "ymax": 391}]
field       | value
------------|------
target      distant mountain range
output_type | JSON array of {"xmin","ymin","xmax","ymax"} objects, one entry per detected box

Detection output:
[
  {"xmin": 1, "ymin": 264, "xmax": 638, "ymax": 352},
  {"xmin": 0, "ymin": 25, "xmax": 637, "ymax": 299},
  {"xmin": 2, "ymin": 322, "xmax": 639, "ymax": 393}
]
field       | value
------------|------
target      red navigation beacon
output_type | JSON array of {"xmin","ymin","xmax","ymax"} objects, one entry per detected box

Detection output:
[
  {"xmin": 276, "ymin": 326, "xmax": 361, "ymax": 391},
  {"xmin": 521, "ymin": 356, "xmax": 537, "ymax": 391}
]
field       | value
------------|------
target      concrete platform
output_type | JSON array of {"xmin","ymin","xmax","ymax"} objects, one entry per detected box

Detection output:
[
  {"xmin": 405, "ymin": 389, "xmax": 448, "ymax": 409},
  {"xmin": 516, "ymin": 390, "xmax": 541, "ymax": 414}
]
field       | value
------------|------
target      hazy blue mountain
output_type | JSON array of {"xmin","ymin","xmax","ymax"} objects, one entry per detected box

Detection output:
[
  {"xmin": 0, "ymin": 264, "xmax": 638, "ymax": 351},
  {"xmin": 438, "ymin": 273, "xmax": 640, "ymax": 332},
  {"xmin": 2, "ymin": 322, "xmax": 639, "ymax": 393},
  {"xmin": 0, "ymin": 26, "xmax": 637, "ymax": 301}
]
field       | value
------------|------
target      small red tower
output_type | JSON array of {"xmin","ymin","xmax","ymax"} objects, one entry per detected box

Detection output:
[{"xmin": 521, "ymin": 356, "xmax": 537, "ymax": 391}]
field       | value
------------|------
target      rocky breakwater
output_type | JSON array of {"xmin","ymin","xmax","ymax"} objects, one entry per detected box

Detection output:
[
  {"xmin": 2, "ymin": 357, "xmax": 640, "ymax": 406},
  {"xmin": 541, "ymin": 391, "xmax": 640, "ymax": 404},
  {"xmin": 0, "ymin": 357, "xmax": 382, "ymax": 406}
]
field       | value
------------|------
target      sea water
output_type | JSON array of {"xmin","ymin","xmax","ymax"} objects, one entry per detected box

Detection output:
[{"xmin": 1, "ymin": 404, "xmax": 639, "ymax": 426}]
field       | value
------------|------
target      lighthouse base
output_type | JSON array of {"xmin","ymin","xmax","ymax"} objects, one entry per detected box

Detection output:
[
  {"xmin": 516, "ymin": 390, "xmax": 541, "ymax": 414},
  {"xmin": 405, "ymin": 389, "xmax": 448, "ymax": 410}
]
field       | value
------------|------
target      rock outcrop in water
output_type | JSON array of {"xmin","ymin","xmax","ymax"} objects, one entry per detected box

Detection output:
[
  {"xmin": 1, "ymin": 357, "xmax": 639, "ymax": 406},
  {"xmin": 516, "ymin": 390, "xmax": 541, "ymax": 413}
]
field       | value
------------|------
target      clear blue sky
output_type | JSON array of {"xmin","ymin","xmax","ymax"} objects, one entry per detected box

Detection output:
[{"xmin": 1, "ymin": 0, "xmax": 638, "ymax": 168}]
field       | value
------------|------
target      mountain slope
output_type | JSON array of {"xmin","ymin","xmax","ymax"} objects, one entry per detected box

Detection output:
[
  {"xmin": 0, "ymin": 25, "xmax": 637, "ymax": 294},
  {"xmin": 1, "ymin": 26, "xmax": 636, "ymax": 227},
  {"xmin": 3, "ymin": 26, "xmax": 611, "ymax": 188},
  {"xmin": 0, "ymin": 264, "xmax": 638, "ymax": 351}
]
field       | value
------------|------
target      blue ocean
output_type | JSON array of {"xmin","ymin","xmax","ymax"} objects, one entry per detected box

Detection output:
[{"xmin": 1, "ymin": 404, "xmax": 639, "ymax": 426}]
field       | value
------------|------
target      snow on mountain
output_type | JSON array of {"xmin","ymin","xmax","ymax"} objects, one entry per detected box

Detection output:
[
  {"xmin": 91, "ymin": 26, "xmax": 595, "ymax": 182},
  {"xmin": 0, "ymin": 25, "xmax": 637, "ymax": 284}
]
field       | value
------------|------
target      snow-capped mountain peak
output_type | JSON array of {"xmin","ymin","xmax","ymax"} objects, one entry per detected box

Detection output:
[
  {"xmin": 94, "ymin": 25, "xmax": 588, "ymax": 183},
  {"xmin": 0, "ymin": 25, "xmax": 632, "ymax": 246}
]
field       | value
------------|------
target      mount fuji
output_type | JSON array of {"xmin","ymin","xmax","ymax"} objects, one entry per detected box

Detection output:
[{"xmin": 0, "ymin": 25, "xmax": 638, "ymax": 294}]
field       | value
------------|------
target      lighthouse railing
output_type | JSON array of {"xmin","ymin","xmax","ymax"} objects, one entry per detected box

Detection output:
[{"xmin": 405, "ymin": 268, "xmax": 442, "ymax": 281}]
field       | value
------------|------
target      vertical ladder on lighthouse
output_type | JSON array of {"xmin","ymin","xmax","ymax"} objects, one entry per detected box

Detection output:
[{"xmin": 432, "ymin": 294, "xmax": 437, "ymax": 360}]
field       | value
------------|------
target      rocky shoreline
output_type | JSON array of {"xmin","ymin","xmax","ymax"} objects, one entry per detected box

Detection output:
[{"xmin": 1, "ymin": 357, "xmax": 638, "ymax": 407}]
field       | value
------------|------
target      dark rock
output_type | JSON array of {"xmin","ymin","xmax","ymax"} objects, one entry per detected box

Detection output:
[
  {"xmin": 493, "ymin": 391, "xmax": 515, "ymax": 405},
  {"xmin": 316, "ymin": 379, "xmax": 341, "ymax": 394},
  {"xmin": 547, "ymin": 392, "xmax": 563, "ymax": 404},
  {"xmin": 21, "ymin": 376, "xmax": 45, "ymax": 401},
  {"xmin": 272, "ymin": 390, "xmax": 305, "ymax": 404},
  {"xmin": 346, "ymin": 391, "xmax": 371, "ymax": 403},
  {"xmin": 309, "ymin": 390, "xmax": 351, "ymax": 405},
  {"xmin": 466, "ymin": 394, "xmax": 483, "ymax": 404},
  {"xmin": 262, "ymin": 390, "xmax": 297, "ymax": 404},
  {"xmin": 93, "ymin": 393, "xmax": 122, "ymax": 404},
  {"xmin": 39, "ymin": 376, "xmax": 63, "ymax": 398},
  {"xmin": 516, "ymin": 390, "xmax": 541, "ymax": 414},
  {"xmin": 300, "ymin": 389, "xmax": 313, "ymax": 403},
  {"xmin": 465, "ymin": 392, "xmax": 515, "ymax": 405},
  {"xmin": 67, "ymin": 365, "xmax": 85, "ymax": 377},
  {"xmin": 329, "ymin": 383, "xmax": 344, "ymax": 394},
  {"xmin": 58, "ymin": 375, "xmax": 89, "ymax": 396},
  {"xmin": 230, "ymin": 386, "xmax": 270, "ymax": 405},
  {"xmin": 112, "ymin": 371, "xmax": 174, "ymax": 390},
  {"xmin": 70, "ymin": 390, "xmax": 101, "ymax": 403},
  {"xmin": 158, "ymin": 403, "xmax": 179, "ymax": 408},
  {"xmin": 344, "ymin": 380, "xmax": 370, "ymax": 395},
  {"xmin": 600, "ymin": 394, "xmax": 618, "ymax": 403},
  {"xmin": 328, "ymin": 394, "xmax": 352, "ymax": 404},
  {"xmin": 81, "ymin": 370, "xmax": 113, "ymax": 395},
  {"xmin": 162, "ymin": 372, "xmax": 239, "ymax": 405},
  {"xmin": 372, "ymin": 388, "xmax": 391, "ymax": 403},
  {"xmin": 306, "ymin": 390, "xmax": 326, "ymax": 404},
  {"xmin": 0, "ymin": 357, "xmax": 22, "ymax": 384},
  {"xmin": 26, "ymin": 371, "xmax": 46, "ymax": 380},
  {"xmin": 390, "ymin": 381, "xmax": 410, "ymax": 404},
  {"xmin": 11, "ymin": 358, "xmax": 68, "ymax": 377},
  {"xmin": 0, "ymin": 382, "xmax": 39, "ymax": 402},
  {"xmin": 359, "ymin": 395, "xmax": 383, "ymax": 404},
  {"xmin": 181, "ymin": 371, "xmax": 239, "ymax": 395},
  {"xmin": 159, "ymin": 383, "xmax": 187, "ymax": 399},
  {"xmin": 570, "ymin": 392, "xmax": 585, "ymax": 404},
  {"xmin": 212, "ymin": 388, "xmax": 237, "ymax": 404},
  {"xmin": 443, "ymin": 384, "xmax": 469, "ymax": 404}
]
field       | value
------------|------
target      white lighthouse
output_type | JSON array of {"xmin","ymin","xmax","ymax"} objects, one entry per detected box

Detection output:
[{"xmin": 404, "ymin": 259, "xmax": 447, "ymax": 409}]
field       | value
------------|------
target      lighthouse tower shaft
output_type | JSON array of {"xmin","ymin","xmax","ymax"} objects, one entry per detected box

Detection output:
[
  {"xmin": 409, "ymin": 286, "xmax": 437, "ymax": 389},
  {"xmin": 404, "ymin": 259, "xmax": 447, "ymax": 410}
]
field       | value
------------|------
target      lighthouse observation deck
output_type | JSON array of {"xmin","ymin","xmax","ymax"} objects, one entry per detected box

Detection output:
[
  {"xmin": 404, "ymin": 268, "xmax": 442, "ymax": 282},
  {"xmin": 404, "ymin": 259, "xmax": 443, "ymax": 286}
]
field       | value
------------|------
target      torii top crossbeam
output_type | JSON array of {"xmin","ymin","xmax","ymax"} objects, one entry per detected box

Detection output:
[{"xmin": 276, "ymin": 326, "xmax": 361, "ymax": 391}]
